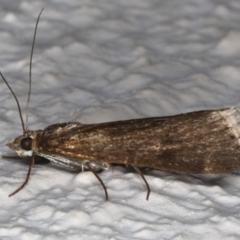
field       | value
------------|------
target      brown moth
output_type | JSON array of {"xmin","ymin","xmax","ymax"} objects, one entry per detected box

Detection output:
[{"xmin": 2, "ymin": 10, "xmax": 240, "ymax": 200}]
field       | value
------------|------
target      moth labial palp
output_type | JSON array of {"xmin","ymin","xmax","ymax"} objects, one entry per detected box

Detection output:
[{"xmin": 2, "ymin": 9, "xmax": 240, "ymax": 201}]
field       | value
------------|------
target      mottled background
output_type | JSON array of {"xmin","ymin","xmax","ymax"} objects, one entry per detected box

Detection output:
[{"xmin": 0, "ymin": 0, "xmax": 240, "ymax": 239}]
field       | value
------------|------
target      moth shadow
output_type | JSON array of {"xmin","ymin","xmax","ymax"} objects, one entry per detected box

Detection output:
[
  {"xmin": 114, "ymin": 165, "xmax": 239, "ymax": 190},
  {"xmin": 2, "ymin": 155, "xmax": 51, "ymax": 165},
  {"xmin": 3, "ymin": 157, "xmax": 239, "ymax": 191}
]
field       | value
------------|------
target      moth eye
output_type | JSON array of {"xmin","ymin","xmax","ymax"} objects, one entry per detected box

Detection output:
[{"xmin": 20, "ymin": 137, "xmax": 32, "ymax": 151}]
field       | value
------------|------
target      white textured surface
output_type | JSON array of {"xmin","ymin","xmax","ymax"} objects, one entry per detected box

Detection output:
[{"xmin": 1, "ymin": 0, "xmax": 240, "ymax": 239}]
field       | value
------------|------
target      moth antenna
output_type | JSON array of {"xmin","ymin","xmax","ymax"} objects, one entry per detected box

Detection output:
[
  {"xmin": 0, "ymin": 72, "xmax": 25, "ymax": 133},
  {"xmin": 86, "ymin": 162, "xmax": 108, "ymax": 200},
  {"xmin": 25, "ymin": 8, "xmax": 44, "ymax": 131},
  {"xmin": 8, "ymin": 152, "xmax": 35, "ymax": 197},
  {"xmin": 132, "ymin": 166, "xmax": 151, "ymax": 200}
]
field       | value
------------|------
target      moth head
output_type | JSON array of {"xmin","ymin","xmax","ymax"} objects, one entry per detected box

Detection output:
[{"xmin": 6, "ymin": 131, "xmax": 38, "ymax": 157}]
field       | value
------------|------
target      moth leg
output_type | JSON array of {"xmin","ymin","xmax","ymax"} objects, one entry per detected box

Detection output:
[
  {"xmin": 132, "ymin": 166, "xmax": 151, "ymax": 200},
  {"xmin": 8, "ymin": 152, "xmax": 35, "ymax": 197},
  {"xmin": 86, "ymin": 162, "xmax": 108, "ymax": 201}
]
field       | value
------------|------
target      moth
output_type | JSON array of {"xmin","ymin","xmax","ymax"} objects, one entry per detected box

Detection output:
[{"xmin": 2, "ymin": 10, "xmax": 240, "ymax": 200}]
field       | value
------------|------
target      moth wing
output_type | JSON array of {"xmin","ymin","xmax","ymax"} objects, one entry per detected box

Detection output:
[{"xmin": 36, "ymin": 109, "xmax": 240, "ymax": 174}]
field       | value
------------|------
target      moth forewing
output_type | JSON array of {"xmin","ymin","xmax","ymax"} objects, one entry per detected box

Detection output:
[{"xmin": 34, "ymin": 108, "xmax": 240, "ymax": 174}]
